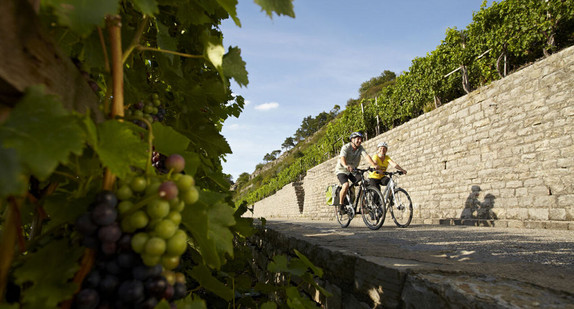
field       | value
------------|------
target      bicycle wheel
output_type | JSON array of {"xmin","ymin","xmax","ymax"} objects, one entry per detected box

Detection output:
[
  {"xmin": 361, "ymin": 186, "xmax": 386, "ymax": 230},
  {"xmin": 334, "ymin": 191, "xmax": 355, "ymax": 227},
  {"xmin": 390, "ymin": 188, "xmax": 413, "ymax": 228},
  {"xmin": 333, "ymin": 205, "xmax": 353, "ymax": 227}
]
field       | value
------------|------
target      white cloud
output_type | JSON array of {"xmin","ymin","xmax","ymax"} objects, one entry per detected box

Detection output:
[{"xmin": 254, "ymin": 102, "xmax": 279, "ymax": 111}]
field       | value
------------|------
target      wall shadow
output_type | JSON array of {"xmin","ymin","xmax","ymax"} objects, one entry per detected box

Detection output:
[
  {"xmin": 293, "ymin": 181, "xmax": 305, "ymax": 213},
  {"xmin": 441, "ymin": 185, "xmax": 498, "ymax": 226},
  {"xmin": 459, "ymin": 185, "xmax": 498, "ymax": 226}
]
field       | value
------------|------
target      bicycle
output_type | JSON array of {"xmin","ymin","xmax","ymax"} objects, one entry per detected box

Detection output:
[
  {"xmin": 336, "ymin": 168, "xmax": 386, "ymax": 230},
  {"xmin": 380, "ymin": 171, "xmax": 413, "ymax": 228}
]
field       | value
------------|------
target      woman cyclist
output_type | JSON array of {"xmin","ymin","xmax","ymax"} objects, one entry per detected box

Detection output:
[{"xmin": 368, "ymin": 142, "xmax": 407, "ymax": 188}]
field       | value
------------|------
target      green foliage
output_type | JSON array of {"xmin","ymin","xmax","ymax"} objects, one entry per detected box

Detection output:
[
  {"xmin": 0, "ymin": 0, "xmax": 302, "ymax": 307},
  {"xmin": 236, "ymin": 0, "xmax": 574, "ymax": 206},
  {"xmin": 13, "ymin": 239, "xmax": 84, "ymax": 308}
]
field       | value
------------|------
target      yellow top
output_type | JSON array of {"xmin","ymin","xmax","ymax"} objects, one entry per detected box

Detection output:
[{"xmin": 368, "ymin": 153, "xmax": 391, "ymax": 179}]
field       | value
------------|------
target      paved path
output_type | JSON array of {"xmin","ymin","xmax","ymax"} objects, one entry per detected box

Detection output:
[{"xmin": 263, "ymin": 219, "xmax": 574, "ymax": 296}]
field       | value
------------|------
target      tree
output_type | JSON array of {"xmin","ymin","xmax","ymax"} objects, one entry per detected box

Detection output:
[
  {"xmin": 282, "ymin": 137, "xmax": 295, "ymax": 150},
  {"xmin": 330, "ymin": 104, "xmax": 341, "ymax": 116},
  {"xmin": 235, "ymin": 172, "xmax": 251, "ymax": 187},
  {"xmin": 263, "ymin": 150, "xmax": 281, "ymax": 163},
  {"xmin": 358, "ymin": 70, "xmax": 397, "ymax": 100}
]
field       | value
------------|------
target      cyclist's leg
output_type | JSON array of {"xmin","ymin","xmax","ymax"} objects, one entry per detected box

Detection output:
[
  {"xmin": 381, "ymin": 176, "xmax": 390, "ymax": 186},
  {"xmin": 368, "ymin": 177, "xmax": 380, "ymax": 189},
  {"xmin": 337, "ymin": 173, "xmax": 350, "ymax": 209}
]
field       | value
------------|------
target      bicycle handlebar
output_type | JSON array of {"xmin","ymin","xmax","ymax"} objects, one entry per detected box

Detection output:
[
  {"xmin": 383, "ymin": 171, "xmax": 405, "ymax": 176},
  {"xmin": 351, "ymin": 168, "xmax": 404, "ymax": 176},
  {"xmin": 352, "ymin": 167, "xmax": 376, "ymax": 173}
]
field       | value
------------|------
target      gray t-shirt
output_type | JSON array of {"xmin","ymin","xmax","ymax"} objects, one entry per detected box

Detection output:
[{"xmin": 334, "ymin": 143, "xmax": 368, "ymax": 175}]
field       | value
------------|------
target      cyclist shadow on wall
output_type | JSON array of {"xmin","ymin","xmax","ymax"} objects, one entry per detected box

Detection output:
[{"xmin": 460, "ymin": 185, "xmax": 498, "ymax": 226}]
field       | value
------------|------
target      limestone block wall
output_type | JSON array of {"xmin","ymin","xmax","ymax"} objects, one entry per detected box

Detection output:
[{"xmin": 249, "ymin": 45, "xmax": 574, "ymax": 229}]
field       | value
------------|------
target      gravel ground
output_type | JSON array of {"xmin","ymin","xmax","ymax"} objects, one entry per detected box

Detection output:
[{"xmin": 262, "ymin": 219, "xmax": 574, "ymax": 294}]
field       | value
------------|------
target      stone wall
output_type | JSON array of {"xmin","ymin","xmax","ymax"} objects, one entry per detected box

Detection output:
[{"xmin": 249, "ymin": 45, "xmax": 574, "ymax": 229}]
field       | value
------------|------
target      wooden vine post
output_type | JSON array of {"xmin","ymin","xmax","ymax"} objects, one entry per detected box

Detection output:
[
  {"xmin": 63, "ymin": 15, "xmax": 125, "ymax": 309},
  {"xmin": 103, "ymin": 15, "xmax": 125, "ymax": 191}
]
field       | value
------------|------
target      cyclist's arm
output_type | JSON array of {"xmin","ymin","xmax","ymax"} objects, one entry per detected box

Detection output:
[
  {"xmin": 364, "ymin": 153, "xmax": 378, "ymax": 170},
  {"xmin": 340, "ymin": 156, "xmax": 353, "ymax": 172},
  {"xmin": 389, "ymin": 159, "xmax": 407, "ymax": 174}
]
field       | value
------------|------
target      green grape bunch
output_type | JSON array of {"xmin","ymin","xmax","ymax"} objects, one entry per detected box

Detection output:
[
  {"xmin": 115, "ymin": 154, "xmax": 199, "ymax": 270},
  {"xmin": 125, "ymin": 93, "xmax": 167, "ymax": 128}
]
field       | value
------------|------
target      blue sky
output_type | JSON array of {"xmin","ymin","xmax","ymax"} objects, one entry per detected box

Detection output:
[{"xmin": 220, "ymin": 1, "xmax": 492, "ymax": 181}]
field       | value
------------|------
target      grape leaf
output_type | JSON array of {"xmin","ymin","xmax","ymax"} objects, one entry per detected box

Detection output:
[
  {"xmin": 157, "ymin": 22, "xmax": 178, "ymax": 64},
  {"xmin": 181, "ymin": 191, "xmax": 235, "ymax": 269},
  {"xmin": 216, "ymin": 0, "xmax": 241, "ymax": 27},
  {"xmin": 43, "ymin": 193, "xmax": 92, "ymax": 232},
  {"xmin": 261, "ymin": 302, "xmax": 278, "ymax": 309},
  {"xmin": 182, "ymin": 151, "xmax": 200, "ymax": 176},
  {"xmin": 203, "ymin": 33, "xmax": 225, "ymax": 78},
  {"xmin": 95, "ymin": 120, "xmax": 148, "ymax": 179},
  {"xmin": 151, "ymin": 122, "xmax": 190, "ymax": 156},
  {"xmin": 13, "ymin": 239, "xmax": 84, "ymax": 308},
  {"xmin": 223, "ymin": 46, "xmax": 248, "ymax": 87},
  {"xmin": 267, "ymin": 255, "xmax": 289, "ymax": 273},
  {"xmin": 294, "ymin": 249, "xmax": 323, "ymax": 277},
  {"xmin": 189, "ymin": 264, "xmax": 234, "ymax": 301},
  {"xmin": 176, "ymin": 0, "xmax": 212, "ymax": 26},
  {"xmin": 0, "ymin": 147, "xmax": 27, "ymax": 198},
  {"xmin": 231, "ymin": 205, "xmax": 255, "ymax": 238},
  {"xmin": 132, "ymin": 0, "xmax": 159, "ymax": 16},
  {"xmin": 0, "ymin": 86, "xmax": 85, "ymax": 181},
  {"xmin": 42, "ymin": 0, "xmax": 119, "ymax": 36},
  {"xmin": 174, "ymin": 291, "xmax": 208, "ymax": 308},
  {"xmin": 254, "ymin": 0, "xmax": 295, "ymax": 18}
]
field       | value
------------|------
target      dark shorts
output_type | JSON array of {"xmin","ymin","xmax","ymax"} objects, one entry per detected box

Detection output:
[
  {"xmin": 337, "ymin": 173, "xmax": 358, "ymax": 185},
  {"xmin": 369, "ymin": 177, "xmax": 389, "ymax": 187}
]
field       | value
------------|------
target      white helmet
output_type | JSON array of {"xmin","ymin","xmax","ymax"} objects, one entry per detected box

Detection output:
[{"xmin": 377, "ymin": 142, "xmax": 388, "ymax": 149}]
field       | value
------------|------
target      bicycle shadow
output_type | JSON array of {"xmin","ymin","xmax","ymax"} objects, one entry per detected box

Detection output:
[{"xmin": 445, "ymin": 185, "xmax": 498, "ymax": 226}]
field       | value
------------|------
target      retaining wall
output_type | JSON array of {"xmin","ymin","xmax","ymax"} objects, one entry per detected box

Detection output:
[{"xmin": 249, "ymin": 45, "xmax": 574, "ymax": 229}]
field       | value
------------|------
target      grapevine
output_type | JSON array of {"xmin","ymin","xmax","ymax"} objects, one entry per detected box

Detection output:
[{"xmin": 0, "ymin": 0, "xmax": 302, "ymax": 308}]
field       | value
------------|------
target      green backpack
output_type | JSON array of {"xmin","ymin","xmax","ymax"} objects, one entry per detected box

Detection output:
[{"xmin": 325, "ymin": 184, "xmax": 340, "ymax": 206}]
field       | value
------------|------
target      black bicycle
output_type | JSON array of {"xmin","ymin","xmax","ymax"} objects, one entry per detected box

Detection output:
[{"xmin": 336, "ymin": 168, "xmax": 386, "ymax": 230}]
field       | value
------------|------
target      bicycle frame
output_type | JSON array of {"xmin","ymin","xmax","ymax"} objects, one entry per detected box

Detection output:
[
  {"xmin": 380, "ymin": 174, "xmax": 397, "ymax": 204},
  {"xmin": 341, "ymin": 168, "xmax": 373, "ymax": 216}
]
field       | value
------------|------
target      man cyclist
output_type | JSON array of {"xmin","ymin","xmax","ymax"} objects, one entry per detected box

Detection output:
[
  {"xmin": 335, "ymin": 132, "xmax": 378, "ymax": 213},
  {"xmin": 368, "ymin": 142, "xmax": 407, "ymax": 188}
]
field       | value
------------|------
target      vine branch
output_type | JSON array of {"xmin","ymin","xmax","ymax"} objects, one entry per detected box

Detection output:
[
  {"xmin": 122, "ymin": 15, "xmax": 150, "ymax": 64},
  {"xmin": 136, "ymin": 46, "xmax": 204, "ymax": 59}
]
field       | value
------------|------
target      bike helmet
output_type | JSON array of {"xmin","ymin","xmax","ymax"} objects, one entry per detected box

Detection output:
[
  {"xmin": 349, "ymin": 132, "xmax": 364, "ymax": 140},
  {"xmin": 377, "ymin": 142, "xmax": 388, "ymax": 149}
]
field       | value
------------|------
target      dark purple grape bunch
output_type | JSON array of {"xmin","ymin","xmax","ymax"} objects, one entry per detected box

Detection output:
[
  {"xmin": 73, "ymin": 191, "xmax": 187, "ymax": 308},
  {"xmin": 76, "ymin": 191, "xmax": 120, "ymax": 254},
  {"xmin": 152, "ymin": 151, "xmax": 168, "ymax": 174}
]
